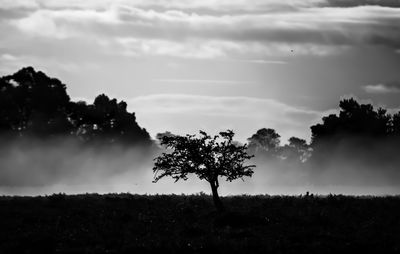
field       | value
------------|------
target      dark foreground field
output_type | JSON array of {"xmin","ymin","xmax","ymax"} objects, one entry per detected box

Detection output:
[{"xmin": 0, "ymin": 194, "xmax": 399, "ymax": 253}]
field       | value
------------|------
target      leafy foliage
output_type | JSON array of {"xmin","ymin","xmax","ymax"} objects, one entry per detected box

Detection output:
[
  {"xmin": 247, "ymin": 128, "xmax": 281, "ymax": 155},
  {"xmin": 247, "ymin": 128, "xmax": 310, "ymax": 164},
  {"xmin": 281, "ymin": 137, "xmax": 312, "ymax": 163},
  {"xmin": 248, "ymin": 98, "xmax": 400, "ymax": 165},
  {"xmin": 310, "ymin": 98, "xmax": 400, "ymax": 165},
  {"xmin": 153, "ymin": 130, "xmax": 255, "ymax": 210},
  {"xmin": 153, "ymin": 130, "xmax": 255, "ymax": 183},
  {"xmin": 311, "ymin": 98, "xmax": 395, "ymax": 144},
  {"xmin": 0, "ymin": 67, "xmax": 151, "ymax": 146},
  {"xmin": 0, "ymin": 67, "xmax": 71, "ymax": 136}
]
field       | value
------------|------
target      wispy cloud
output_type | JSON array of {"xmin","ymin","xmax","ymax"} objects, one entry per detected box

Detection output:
[
  {"xmin": 115, "ymin": 38, "xmax": 229, "ymax": 59},
  {"xmin": 126, "ymin": 94, "xmax": 322, "ymax": 142},
  {"xmin": 0, "ymin": 53, "xmax": 18, "ymax": 61},
  {"xmin": 233, "ymin": 59, "xmax": 287, "ymax": 64},
  {"xmin": 364, "ymin": 82, "xmax": 400, "ymax": 94},
  {"xmin": 0, "ymin": 0, "xmax": 39, "ymax": 10},
  {"xmin": 127, "ymin": 94, "xmax": 318, "ymax": 116},
  {"xmin": 2, "ymin": 1, "xmax": 400, "ymax": 60},
  {"xmin": 153, "ymin": 79, "xmax": 257, "ymax": 85},
  {"xmin": 321, "ymin": 0, "xmax": 400, "ymax": 8},
  {"xmin": 0, "ymin": 0, "xmax": 324, "ymax": 12}
]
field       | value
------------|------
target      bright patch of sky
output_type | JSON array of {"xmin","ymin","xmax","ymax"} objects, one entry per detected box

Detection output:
[{"xmin": 1, "ymin": 0, "xmax": 400, "ymax": 142}]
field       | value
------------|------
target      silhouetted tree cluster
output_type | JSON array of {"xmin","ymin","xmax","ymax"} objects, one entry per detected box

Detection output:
[
  {"xmin": 311, "ymin": 98, "xmax": 398, "ymax": 143},
  {"xmin": 247, "ymin": 98, "xmax": 400, "ymax": 167},
  {"xmin": 310, "ymin": 98, "xmax": 400, "ymax": 164},
  {"xmin": 0, "ymin": 67, "xmax": 151, "ymax": 146},
  {"xmin": 247, "ymin": 128, "xmax": 311, "ymax": 164}
]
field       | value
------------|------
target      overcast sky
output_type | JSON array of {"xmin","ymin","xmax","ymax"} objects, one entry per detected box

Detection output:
[{"xmin": 1, "ymin": 0, "xmax": 400, "ymax": 143}]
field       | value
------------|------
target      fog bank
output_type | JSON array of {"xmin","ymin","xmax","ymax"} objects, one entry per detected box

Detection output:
[{"xmin": 1, "ymin": 136, "xmax": 399, "ymax": 196}]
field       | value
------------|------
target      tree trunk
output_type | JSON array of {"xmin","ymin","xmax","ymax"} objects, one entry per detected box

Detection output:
[{"xmin": 210, "ymin": 181, "xmax": 224, "ymax": 212}]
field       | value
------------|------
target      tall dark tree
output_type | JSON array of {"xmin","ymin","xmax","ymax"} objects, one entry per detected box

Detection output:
[
  {"xmin": 311, "ymin": 98, "xmax": 392, "ymax": 146},
  {"xmin": 0, "ymin": 67, "xmax": 152, "ymax": 146},
  {"xmin": 0, "ymin": 66, "xmax": 72, "ymax": 137},
  {"xmin": 310, "ymin": 98, "xmax": 399, "ymax": 167},
  {"xmin": 247, "ymin": 128, "xmax": 281, "ymax": 156},
  {"xmin": 70, "ymin": 94, "xmax": 151, "ymax": 145},
  {"xmin": 153, "ymin": 130, "xmax": 255, "ymax": 211},
  {"xmin": 393, "ymin": 112, "xmax": 400, "ymax": 135}
]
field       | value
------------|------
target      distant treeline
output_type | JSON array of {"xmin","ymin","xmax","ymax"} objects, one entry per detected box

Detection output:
[
  {"xmin": 1, "ymin": 67, "xmax": 400, "ymax": 166},
  {"xmin": 310, "ymin": 99, "xmax": 400, "ymax": 167},
  {"xmin": 242, "ymin": 98, "xmax": 400, "ymax": 165},
  {"xmin": 0, "ymin": 67, "xmax": 151, "ymax": 146}
]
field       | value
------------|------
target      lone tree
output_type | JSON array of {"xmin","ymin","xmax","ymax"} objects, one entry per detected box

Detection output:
[{"xmin": 153, "ymin": 130, "xmax": 255, "ymax": 211}]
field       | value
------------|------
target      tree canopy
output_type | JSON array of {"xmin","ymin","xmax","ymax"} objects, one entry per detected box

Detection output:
[
  {"xmin": 309, "ymin": 98, "xmax": 400, "ymax": 166},
  {"xmin": 246, "ymin": 128, "xmax": 310, "ymax": 164},
  {"xmin": 247, "ymin": 128, "xmax": 281, "ymax": 156},
  {"xmin": 0, "ymin": 67, "xmax": 151, "ymax": 146},
  {"xmin": 310, "ymin": 98, "xmax": 395, "ymax": 145},
  {"xmin": 153, "ymin": 130, "xmax": 255, "ymax": 210}
]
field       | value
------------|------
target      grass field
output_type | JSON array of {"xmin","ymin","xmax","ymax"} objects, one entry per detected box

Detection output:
[{"xmin": 0, "ymin": 193, "xmax": 399, "ymax": 253}]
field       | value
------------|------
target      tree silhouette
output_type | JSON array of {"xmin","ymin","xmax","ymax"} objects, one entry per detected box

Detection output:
[
  {"xmin": 155, "ymin": 131, "xmax": 176, "ymax": 145},
  {"xmin": 393, "ymin": 112, "xmax": 400, "ymax": 135},
  {"xmin": 153, "ymin": 130, "xmax": 255, "ymax": 211},
  {"xmin": 311, "ymin": 98, "xmax": 392, "ymax": 146},
  {"xmin": 0, "ymin": 66, "xmax": 72, "ymax": 137},
  {"xmin": 0, "ymin": 67, "xmax": 151, "ymax": 146},
  {"xmin": 70, "ymin": 94, "xmax": 151, "ymax": 145},
  {"xmin": 309, "ymin": 98, "xmax": 399, "ymax": 166},
  {"xmin": 281, "ymin": 137, "xmax": 311, "ymax": 163},
  {"xmin": 247, "ymin": 128, "xmax": 281, "ymax": 157}
]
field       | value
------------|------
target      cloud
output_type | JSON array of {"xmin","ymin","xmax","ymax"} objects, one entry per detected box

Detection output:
[
  {"xmin": 12, "ymin": 8, "xmax": 120, "ymax": 39},
  {"xmin": 3, "ymin": 1, "xmax": 400, "ymax": 59},
  {"xmin": 115, "ymin": 38, "xmax": 228, "ymax": 59},
  {"xmin": 0, "ymin": 53, "xmax": 18, "ymax": 61},
  {"xmin": 0, "ymin": 49, "xmax": 100, "ymax": 78},
  {"xmin": 321, "ymin": 0, "xmax": 400, "ymax": 8},
  {"xmin": 0, "ymin": 0, "xmax": 39, "ymax": 10},
  {"xmin": 13, "ymin": 10, "xmax": 64, "ymax": 38},
  {"xmin": 114, "ymin": 36, "xmax": 345, "ymax": 59},
  {"xmin": 126, "ymin": 94, "xmax": 321, "ymax": 143},
  {"xmin": 153, "ymin": 79, "xmax": 257, "ymax": 85},
  {"xmin": 364, "ymin": 82, "xmax": 400, "ymax": 94},
  {"xmin": 127, "ymin": 94, "xmax": 318, "ymax": 117},
  {"xmin": 234, "ymin": 59, "xmax": 287, "ymax": 64},
  {"xmin": 1, "ymin": 0, "xmax": 324, "ymax": 12}
]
